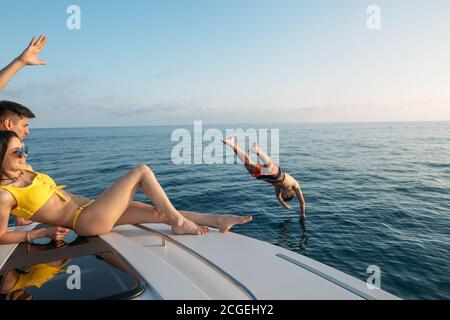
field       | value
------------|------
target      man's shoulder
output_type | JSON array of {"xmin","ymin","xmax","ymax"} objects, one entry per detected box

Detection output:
[
  {"xmin": 283, "ymin": 173, "xmax": 299, "ymax": 186},
  {"xmin": 288, "ymin": 177, "xmax": 301, "ymax": 189}
]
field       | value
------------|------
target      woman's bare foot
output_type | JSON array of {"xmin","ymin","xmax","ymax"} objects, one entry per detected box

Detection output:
[
  {"xmin": 222, "ymin": 136, "xmax": 236, "ymax": 146},
  {"xmin": 172, "ymin": 218, "xmax": 209, "ymax": 235},
  {"xmin": 216, "ymin": 215, "xmax": 253, "ymax": 233}
]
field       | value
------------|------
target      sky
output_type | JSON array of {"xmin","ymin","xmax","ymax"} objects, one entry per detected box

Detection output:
[{"xmin": 0, "ymin": 0, "xmax": 449, "ymax": 128}]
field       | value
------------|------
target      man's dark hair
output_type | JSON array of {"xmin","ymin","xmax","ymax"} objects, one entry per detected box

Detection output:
[{"xmin": 0, "ymin": 100, "xmax": 36, "ymax": 120}]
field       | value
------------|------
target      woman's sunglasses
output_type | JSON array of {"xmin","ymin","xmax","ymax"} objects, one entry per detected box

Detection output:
[{"xmin": 12, "ymin": 145, "xmax": 29, "ymax": 159}]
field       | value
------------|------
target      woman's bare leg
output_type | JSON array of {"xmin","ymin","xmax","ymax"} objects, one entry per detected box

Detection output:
[
  {"xmin": 114, "ymin": 202, "xmax": 167, "ymax": 225},
  {"xmin": 75, "ymin": 164, "xmax": 208, "ymax": 236},
  {"xmin": 178, "ymin": 209, "xmax": 252, "ymax": 233},
  {"xmin": 115, "ymin": 202, "xmax": 252, "ymax": 233}
]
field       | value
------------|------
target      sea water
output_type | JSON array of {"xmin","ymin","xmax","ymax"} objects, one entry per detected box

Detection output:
[{"xmin": 9, "ymin": 122, "xmax": 450, "ymax": 299}]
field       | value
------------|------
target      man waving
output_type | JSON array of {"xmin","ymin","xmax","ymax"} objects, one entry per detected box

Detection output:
[{"xmin": 0, "ymin": 35, "xmax": 47, "ymax": 92}]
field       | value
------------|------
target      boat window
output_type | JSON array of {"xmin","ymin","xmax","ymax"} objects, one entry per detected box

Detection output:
[{"xmin": 0, "ymin": 229, "xmax": 146, "ymax": 300}]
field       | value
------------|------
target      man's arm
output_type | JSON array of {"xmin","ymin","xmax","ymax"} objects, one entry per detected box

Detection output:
[
  {"xmin": 294, "ymin": 185, "xmax": 306, "ymax": 217},
  {"xmin": 274, "ymin": 186, "xmax": 293, "ymax": 211},
  {"xmin": 0, "ymin": 35, "xmax": 47, "ymax": 92}
]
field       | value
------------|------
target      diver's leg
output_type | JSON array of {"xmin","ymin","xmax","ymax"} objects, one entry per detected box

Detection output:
[
  {"xmin": 250, "ymin": 145, "xmax": 274, "ymax": 167},
  {"xmin": 222, "ymin": 137, "xmax": 257, "ymax": 172}
]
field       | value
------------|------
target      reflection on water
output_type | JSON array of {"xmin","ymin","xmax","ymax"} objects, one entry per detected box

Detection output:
[
  {"xmin": 299, "ymin": 216, "xmax": 309, "ymax": 252},
  {"xmin": 276, "ymin": 216, "xmax": 309, "ymax": 253}
]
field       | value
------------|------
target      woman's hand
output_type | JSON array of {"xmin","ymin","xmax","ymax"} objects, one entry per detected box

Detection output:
[
  {"xmin": 44, "ymin": 226, "xmax": 70, "ymax": 241},
  {"xmin": 17, "ymin": 35, "xmax": 47, "ymax": 66}
]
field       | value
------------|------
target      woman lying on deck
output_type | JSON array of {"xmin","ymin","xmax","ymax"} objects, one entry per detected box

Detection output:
[{"xmin": 0, "ymin": 131, "xmax": 252, "ymax": 244}]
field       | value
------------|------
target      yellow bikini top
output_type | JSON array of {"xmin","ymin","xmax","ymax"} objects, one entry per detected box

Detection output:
[
  {"xmin": 11, "ymin": 259, "xmax": 70, "ymax": 292},
  {"xmin": 0, "ymin": 169, "xmax": 68, "ymax": 220}
]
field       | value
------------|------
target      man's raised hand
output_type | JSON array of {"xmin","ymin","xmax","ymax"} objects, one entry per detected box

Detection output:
[{"xmin": 18, "ymin": 35, "xmax": 47, "ymax": 66}]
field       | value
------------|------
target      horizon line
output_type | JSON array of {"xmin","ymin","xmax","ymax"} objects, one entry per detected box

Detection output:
[{"xmin": 31, "ymin": 120, "xmax": 450, "ymax": 130}]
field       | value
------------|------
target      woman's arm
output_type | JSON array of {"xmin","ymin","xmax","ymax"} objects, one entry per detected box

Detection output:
[
  {"xmin": 294, "ymin": 185, "xmax": 306, "ymax": 217},
  {"xmin": 0, "ymin": 191, "xmax": 67, "ymax": 244},
  {"xmin": 0, "ymin": 36, "xmax": 47, "ymax": 92},
  {"xmin": 14, "ymin": 216, "xmax": 34, "ymax": 226},
  {"xmin": 13, "ymin": 165, "xmax": 35, "ymax": 226},
  {"xmin": 0, "ymin": 199, "xmax": 46, "ymax": 244}
]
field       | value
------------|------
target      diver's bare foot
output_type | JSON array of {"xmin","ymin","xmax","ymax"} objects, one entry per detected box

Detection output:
[
  {"xmin": 217, "ymin": 215, "xmax": 253, "ymax": 233},
  {"xmin": 222, "ymin": 136, "xmax": 236, "ymax": 146},
  {"xmin": 172, "ymin": 219, "xmax": 209, "ymax": 235},
  {"xmin": 249, "ymin": 143, "xmax": 260, "ymax": 154}
]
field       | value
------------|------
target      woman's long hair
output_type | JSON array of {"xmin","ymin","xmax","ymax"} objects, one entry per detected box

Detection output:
[{"xmin": 0, "ymin": 131, "xmax": 19, "ymax": 174}]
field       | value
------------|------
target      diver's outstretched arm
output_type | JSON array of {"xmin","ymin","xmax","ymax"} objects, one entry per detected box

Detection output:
[
  {"xmin": 294, "ymin": 185, "xmax": 306, "ymax": 217},
  {"xmin": 0, "ymin": 36, "xmax": 47, "ymax": 92},
  {"xmin": 275, "ymin": 185, "xmax": 292, "ymax": 211}
]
